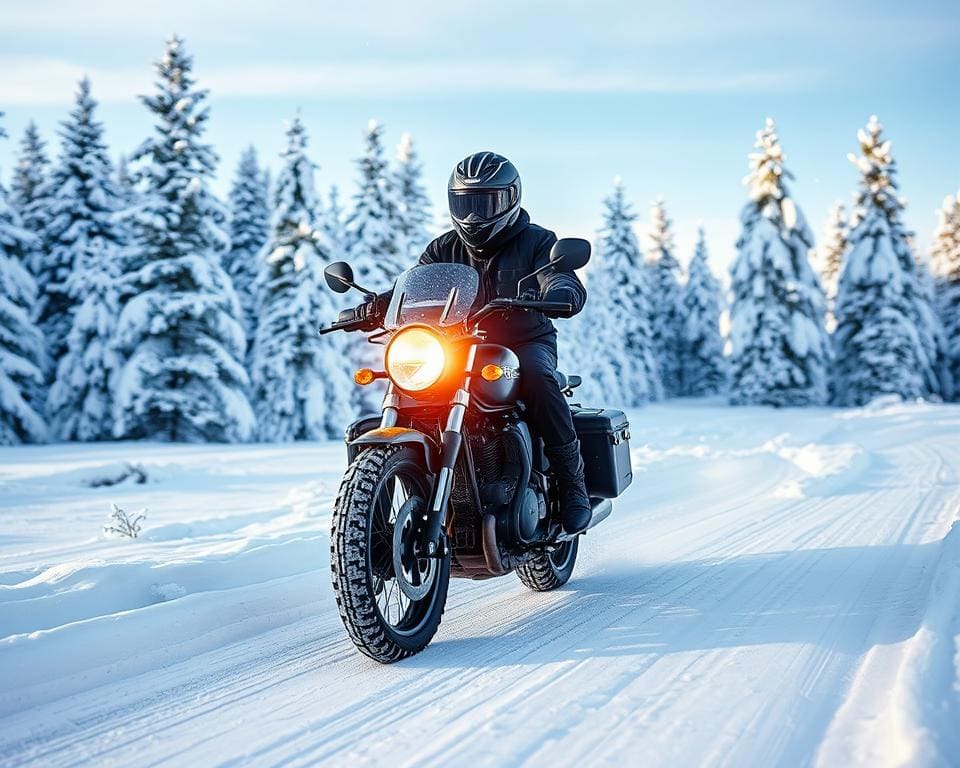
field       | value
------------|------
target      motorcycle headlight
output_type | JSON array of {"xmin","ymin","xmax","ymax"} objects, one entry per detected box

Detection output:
[{"xmin": 385, "ymin": 327, "xmax": 446, "ymax": 392}]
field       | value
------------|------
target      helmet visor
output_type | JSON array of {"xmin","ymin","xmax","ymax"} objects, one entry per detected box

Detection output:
[{"xmin": 448, "ymin": 187, "xmax": 516, "ymax": 221}]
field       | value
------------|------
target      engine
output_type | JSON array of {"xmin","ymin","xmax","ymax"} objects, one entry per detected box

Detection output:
[{"xmin": 474, "ymin": 424, "xmax": 547, "ymax": 548}]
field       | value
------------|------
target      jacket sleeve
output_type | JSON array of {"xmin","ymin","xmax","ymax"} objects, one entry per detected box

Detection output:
[
  {"xmin": 418, "ymin": 238, "xmax": 437, "ymax": 265},
  {"xmin": 533, "ymin": 230, "xmax": 587, "ymax": 318}
]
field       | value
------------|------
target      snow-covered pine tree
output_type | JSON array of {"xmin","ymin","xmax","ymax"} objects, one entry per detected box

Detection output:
[
  {"xmin": 41, "ymin": 80, "xmax": 115, "ymax": 367},
  {"xmin": 578, "ymin": 179, "xmax": 661, "ymax": 406},
  {"xmin": 10, "ymin": 121, "xmax": 51, "ymax": 277},
  {"xmin": 729, "ymin": 118, "xmax": 829, "ymax": 407},
  {"xmin": 10, "ymin": 122, "xmax": 49, "ymax": 215},
  {"xmin": 345, "ymin": 119, "xmax": 406, "ymax": 288},
  {"xmin": 394, "ymin": 132, "xmax": 432, "ymax": 260},
  {"xmin": 113, "ymin": 154, "xmax": 142, "ymax": 256},
  {"xmin": 912, "ymin": 238, "xmax": 947, "ymax": 396},
  {"xmin": 816, "ymin": 202, "xmax": 848, "ymax": 331},
  {"xmin": 833, "ymin": 116, "xmax": 941, "ymax": 405},
  {"xmin": 250, "ymin": 117, "xmax": 353, "ymax": 441},
  {"xmin": 115, "ymin": 37, "xmax": 254, "ymax": 442},
  {"xmin": 115, "ymin": 154, "xmax": 137, "ymax": 207},
  {"xmin": 225, "ymin": 146, "xmax": 270, "ymax": 346},
  {"xmin": 932, "ymin": 191, "xmax": 960, "ymax": 400},
  {"xmin": 0, "ymin": 114, "xmax": 49, "ymax": 444},
  {"xmin": 679, "ymin": 227, "xmax": 727, "ymax": 396},
  {"xmin": 322, "ymin": 184, "xmax": 347, "ymax": 259},
  {"xmin": 345, "ymin": 119, "xmax": 407, "ymax": 414},
  {"xmin": 44, "ymin": 78, "xmax": 126, "ymax": 441},
  {"xmin": 646, "ymin": 196, "xmax": 683, "ymax": 397}
]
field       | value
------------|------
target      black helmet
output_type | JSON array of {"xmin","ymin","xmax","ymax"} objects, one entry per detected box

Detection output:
[{"xmin": 448, "ymin": 151, "xmax": 522, "ymax": 251}]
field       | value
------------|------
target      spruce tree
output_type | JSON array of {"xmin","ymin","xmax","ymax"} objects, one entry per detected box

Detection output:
[
  {"xmin": 679, "ymin": 227, "xmax": 728, "ymax": 396},
  {"xmin": 225, "ymin": 146, "xmax": 270, "ymax": 346},
  {"xmin": 40, "ymin": 80, "xmax": 110, "ymax": 366},
  {"xmin": 44, "ymin": 79, "xmax": 126, "ymax": 441},
  {"xmin": 111, "ymin": 154, "xmax": 139, "ymax": 257},
  {"xmin": 345, "ymin": 119, "xmax": 406, "ymax": 414},
  {"xmin": 817, "ymin": 201, "xmax": 847, "ymax": 331},
  {"xmin": 729, "ymin": 118, "xmax": 829, "ymax": 406},
  {"xmin": 912, "ymin": 240, "xmax": 946, "ymax": 394},
  {"xmin": 579, "ymin": 179, "xmax": 661, "ymax": 406},
  {"xmin": 345, "ymin": 119, "xmax": 406, "ymax": 287},
  {"xmin": 646, "ymin": 196, "xmax": 684, "ymax": 397},
  {"xmin": 322, "ymin": 184, "xmax": 347, "ymax": 260},
  {"xmin": 115, "ymin": 154, "xmax": 137, "ymax": 207},
  {"xmin": 394, "ymin": 132, "xmax": 432, "ymax": 260},
  {"xmin": 115, "ymin": 37, "xmax": 254, "ymax": 442},
  {"xmin": 250, "ymin": 117, "xmax": 353, "ymax": 441},
  {"xmin": 932, "ymin": 191, "xmax": 960, "ymax": 400},
  {"xmin": 833, "ymin": 116, "xmax": 941, "ymax": 405},
  {"xmin": 10, "ymin": 122, "xmax": 49, "ymax": 216},
  {"xmin": 0, "ymin": 115, "xmax": 49, "ymax": 444},
  {"xmin": 10, "ymin": 121, "xmax": 51, "ymax": 278}
]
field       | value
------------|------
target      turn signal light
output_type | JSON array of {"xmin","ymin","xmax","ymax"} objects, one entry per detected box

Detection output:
[
  {"xmin": 481, "ymin": 364, "xmax": 504, "ymax": 381},
  {"xmin": 354, "ymin": 368, "xmax": 376, "ymax": 386}
]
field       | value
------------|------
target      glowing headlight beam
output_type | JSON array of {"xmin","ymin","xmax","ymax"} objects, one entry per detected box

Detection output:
[{"xmin": 385, "ymin": 327, "xmax": 446, "ymax": 392}]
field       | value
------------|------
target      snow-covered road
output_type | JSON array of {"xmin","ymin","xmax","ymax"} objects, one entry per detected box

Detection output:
[{"xmin": 1, "ymin": 400, "xmax": 958, "ymax": 766}]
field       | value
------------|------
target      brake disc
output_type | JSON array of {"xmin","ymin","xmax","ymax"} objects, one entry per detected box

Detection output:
[{"xmin": 392, "ymin": 497, "xmax": 436, "ymax": 601}]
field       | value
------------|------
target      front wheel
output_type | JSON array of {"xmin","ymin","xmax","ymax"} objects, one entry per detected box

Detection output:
[
  {"xmin": 516, "ymin": 537, "xmax": 579, "ymax": 591},
  {"xmin": 330, "ymin": 445, "xmax": 450, "ymax": 663}
]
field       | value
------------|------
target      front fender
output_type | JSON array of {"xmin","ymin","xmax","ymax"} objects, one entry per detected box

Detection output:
[{"xmin": 349, "ymin": 427, "xmax": 439, "ymax": 474}]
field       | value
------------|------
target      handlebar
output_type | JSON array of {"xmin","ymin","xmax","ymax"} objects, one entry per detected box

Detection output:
[
  {"xmin": 321, "ymin": 297, "xmax": 574, "ymax": 336},
  {"xmin": 499, "ymin": 298, "xmax": 575, "ymax": 314},
  {"xmin": 469, "ymin": 297, "xmax": 573, "ymax": 324},
  {"xmin": 318, "ymin": 317, "xmax": 368, "ymax": 335}
]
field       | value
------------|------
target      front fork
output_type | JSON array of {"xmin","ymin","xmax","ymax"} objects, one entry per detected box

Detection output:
[{"xmin": 379, "ymin": 345, "xmax": 477, "ymax": 557}]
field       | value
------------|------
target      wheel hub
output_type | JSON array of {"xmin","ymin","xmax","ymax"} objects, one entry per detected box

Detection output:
[{"xmin": 392, "ymin": 497, "xmax": 436, "ymax": 601}]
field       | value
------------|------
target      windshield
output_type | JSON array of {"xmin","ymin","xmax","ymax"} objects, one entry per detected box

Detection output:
[{"xmin": 385, "ymin": 263, "xmax": 479, "ymax": 330}]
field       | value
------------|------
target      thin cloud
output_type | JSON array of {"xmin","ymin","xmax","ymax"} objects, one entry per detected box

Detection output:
[{"xmin": 0, "ymin": 56, "xmax": 821, "ymax": 105}]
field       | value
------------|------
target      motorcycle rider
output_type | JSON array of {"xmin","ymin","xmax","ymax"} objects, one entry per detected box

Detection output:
[{"xmin": 349, "ymin": 151, "xmax": 591, "ymax": 535}]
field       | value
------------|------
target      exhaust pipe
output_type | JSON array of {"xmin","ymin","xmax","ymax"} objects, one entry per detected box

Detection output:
[{"xmin": 481, "ymin": 513, "xmax": 507, "ymax": 575}]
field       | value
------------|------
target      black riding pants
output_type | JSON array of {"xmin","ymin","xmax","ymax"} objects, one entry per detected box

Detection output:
[{"xmin": 514, "ymin": 338, "xmax": 577, "ymax": 448}]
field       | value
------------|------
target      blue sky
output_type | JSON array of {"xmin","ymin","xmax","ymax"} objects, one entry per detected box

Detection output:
[{"xmin": 1, "ymin": 0, "xmax": 958, "ymax": 276}]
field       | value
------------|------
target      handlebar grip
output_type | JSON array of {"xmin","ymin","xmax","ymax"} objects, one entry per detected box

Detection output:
[
  {"xmin": 469, "ymin": 298, "xmax": 574, "ymax": 325},
  {"xmin": 319, "ymin": 318, "xmax": 364, "ymax": 335},
  {"xmin": 535, "ymin": 301, "xmax": 574, "ymax": 313},
  {"xmin": 490, "ymin": 298, "xmax": 573, "ymax": 312}
]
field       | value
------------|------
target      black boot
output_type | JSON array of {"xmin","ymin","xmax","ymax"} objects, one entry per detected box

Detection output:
[{"xmin": 545, "ymin": 439, "xmax": 592, "ymax": 535}]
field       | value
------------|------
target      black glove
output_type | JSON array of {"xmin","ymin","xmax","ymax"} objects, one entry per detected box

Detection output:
[
  {"xmin": 541, "ymin": 287, "xmax": 576, "ymax": 318},
  {"xmin": 344, "ymin": 296, "xmax": 387, "ymax": 330}
]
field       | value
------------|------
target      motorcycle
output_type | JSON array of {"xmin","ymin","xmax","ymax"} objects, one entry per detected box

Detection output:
[{"xmin": 319, "ymin": 237, "xmax": 633, "ymax": 663}]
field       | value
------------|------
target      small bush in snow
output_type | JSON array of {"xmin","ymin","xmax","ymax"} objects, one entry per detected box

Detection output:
[
  {"xmin": 103, "ymin": 503, "xmax": 147, "ymax": 538},
  {"xmin": 86, "ymin": 462, "xmax": 148, "ymax": 488}
]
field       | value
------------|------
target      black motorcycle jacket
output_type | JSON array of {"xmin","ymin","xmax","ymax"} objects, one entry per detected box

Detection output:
[{"xmin": 413, "ymin": 209, "xmax": 587, "ymax": 344}]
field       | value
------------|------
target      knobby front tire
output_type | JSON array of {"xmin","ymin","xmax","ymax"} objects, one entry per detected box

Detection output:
[{"xmin": 330, "ymin": 445, "xmax": 450, "ymax": 663}]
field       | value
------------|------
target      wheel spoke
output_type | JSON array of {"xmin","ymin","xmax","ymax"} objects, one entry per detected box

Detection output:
[
  {"xmin": 363, "ymin": 458, "xmax": 440, "ymax": 634},
  {"xmin": 391, "ymin": 478, "xmax": 406, "ymax": 520}
]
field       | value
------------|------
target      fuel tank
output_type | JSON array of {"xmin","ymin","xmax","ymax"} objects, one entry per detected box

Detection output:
[{"xmin": 472, "ymin": 344, "xmax": 521, "ymax": 410}]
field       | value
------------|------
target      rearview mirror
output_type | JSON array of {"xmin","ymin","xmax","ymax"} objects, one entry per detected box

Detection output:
[
  {"xmin": 549, "ymin": 238, "xmax": 591, "ymax": 272},
  {"xmin": 324, "ymin": 262, "xmax": 355, "ymax": 293}
]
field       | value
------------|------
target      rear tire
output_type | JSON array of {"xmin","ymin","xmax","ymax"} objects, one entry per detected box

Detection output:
[
  {"xmin": 330, "ymin": 445, "xmax": 450, "ymax": 663},
  {"xmin": 516, "ymin": 537, "xmax": 579, "ymax": 591}
]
